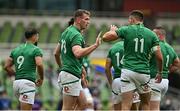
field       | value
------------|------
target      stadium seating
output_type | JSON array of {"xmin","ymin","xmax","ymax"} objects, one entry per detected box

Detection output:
[
  {"xmin": 86, "ymin": 24, "xmax": 97, "ymax": 44},
  {"xmin": 49, "ymin": 23, "xmax": 62, "ymax": 43},
  {"xmin": 39, "ymin": 22, "xmax": 49, "ymax": 43},
  {"xmin": 11, "ymin": 22, "xmax": 24, "ymax": 43},
  {"xmin": 0, "ymin": 21, "xmax": 179, "ymax": 45},
  {"xmin": 0, "ymin": 21, "xmax": 12, "ymax": 42}
]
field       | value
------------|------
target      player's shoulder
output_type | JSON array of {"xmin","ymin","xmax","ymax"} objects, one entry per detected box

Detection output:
[
  {"xmin": 12, "ymin": 44, "xmax": 24, "ymax": 51},
  {"xmin": 164, "ymin": 42, "xmax": 172, "ymax": 48},
  {"xmin": 110, "ymin": 41, "xmax": 124, "ymax": 51},
  {"xmin": 143, "ymin": 27, "xmax": 154, "ymax": 34}
]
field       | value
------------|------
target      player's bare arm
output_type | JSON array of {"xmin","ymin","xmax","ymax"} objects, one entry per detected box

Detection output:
[
  {"xmin": 154, "ymin": 45, "xmax": 163, "ymax": 83},
  {"xmin": 105, "ymin": 58, "xmax": 113, "ymax": 87},
  {"xmin": 54, "ymin": 43, "xmax": 62, "ymax": 67},
  {"xmin": 169, "ymin": 58, "xmax": 180, "ymax": 73},
  {"xmin": 72, "ymin": 32, "xmax": 102, "ymax": 58},
  {"xmin": 4, "ymin": 57, "xmax": 15, "ymax": 76},
  {"xmin": 35, "ymin": 56, "xmax": 44, "ymax": 87},
  {"xmin": 103, "ymin": 25, "xmax": 119, "ymax": 42}
]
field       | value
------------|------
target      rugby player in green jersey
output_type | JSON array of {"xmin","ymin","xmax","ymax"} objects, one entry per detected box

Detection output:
[
  {"xmin": 54, "ymin": 9, "xmax": 102, "ymax": 110},
  {"xmin": 105, "ymin": 41, "xmax": 140, "ymax": 110},
  {"xmin": 150, "ymin": 26, "xmax": 180, "ymax": 110},
  {"xmin": 4, "ymin": 28, "xmax": 44, "ymax": 110},
  {"xmin": 102, "ymin": 10, "xmax": 163, "ymax": 110}
]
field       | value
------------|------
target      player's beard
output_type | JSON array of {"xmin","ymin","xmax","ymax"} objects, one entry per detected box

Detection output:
[{"xmin": 34, "ymin": 42, "xmax": 38, "ymax": 46}]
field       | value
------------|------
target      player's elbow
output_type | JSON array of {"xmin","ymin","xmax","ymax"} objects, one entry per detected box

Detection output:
[
  {"xmin": 102, "ymin": 34, "xmax": 109, "ymax": 42},
  {"xmin": 4, "ymin": 65, "xmax": 8, "ymax": 72},
  {"xmin": 102, "ymin": 32, "xmax": 118, "ymax": 42},
  {"xmin": 53, "ymin": 50, "xmax": 59, "ymax": 57},
  {"xmin": 105, "ymin": 68, "xmax": 110, "ymax": 75},
  {"xmin": 74, "ymin": 52, "xmax": 82, "ymax": 59},
  {"xmin": 157, "ymin": 53, "xmax": 163, "ymax": 63}
]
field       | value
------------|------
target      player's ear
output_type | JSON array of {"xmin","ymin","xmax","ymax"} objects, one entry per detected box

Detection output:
[{"xmin": 76, "ymin": 17, "xmax": 81, "ymax": 24}]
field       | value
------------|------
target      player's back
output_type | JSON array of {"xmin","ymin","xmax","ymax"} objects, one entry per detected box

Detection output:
[
  {"xmin": 11, "ymin": 43, "xmax": 42, "ymax": 82},
  {"xmin": 119, "ymin": 24, "xmax": 159, "ymax": 74},
  {"xmin": 150, "ymin": 41, "xmax": 178, "ymax": 79},
  {"xmin": 108, "ymin": 41, "xmax": 124, "ymax": 79}
]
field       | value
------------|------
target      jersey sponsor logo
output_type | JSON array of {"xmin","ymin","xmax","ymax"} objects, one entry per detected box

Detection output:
[
  {"xmin": 64, "ymin": 86, "xmax": 70, "ymax": 93},
  {"xmin": 22, "ymin": 94, "xmax": 28, "ymax": 102},
  {"xmin": 143, "ymin": 84, "xmax": 149, "ymax": 91}
]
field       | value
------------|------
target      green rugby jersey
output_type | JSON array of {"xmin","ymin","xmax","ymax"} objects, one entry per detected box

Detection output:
[
  {"xmin": 107, "ymin": 41, "xmax": 124, "ymax": 79},
  {"xmin": 59, "ymin": 26, "xmax": 85, "ymax": 78},
  {"xmin": 115, "ymin": 23, "xmax": 159, "ymax": 74},
  {"xmin": 150, "ymin": 41, "xmax": 178, "ymax": 79},
  {"xmin": 10, "ymin": 43, "xmax": 43, "ymax": 82}
]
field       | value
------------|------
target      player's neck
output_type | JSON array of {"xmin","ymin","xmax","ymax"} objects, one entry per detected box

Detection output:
[
  {"xmin": 73, "ymin": 23, "xmax": 82, "ymax": 32},
  {"xmin": 26, "ymin": 40, "xmax": 34, "ymax": 44},
  {"xmin": 134, "ymin": 21, "xmax": 143, "ymax": 25}
]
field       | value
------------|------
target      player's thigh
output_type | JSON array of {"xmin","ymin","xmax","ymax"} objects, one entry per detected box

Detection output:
[
  {"xmin": 63, "ymin": 94, "xmax": 78, "ymax": 110},
  {"xmin": 20, "ymin": 102, "xmax": 33, "ymax": 110},
  {"xmin": 161, "ymin": 79, "xmax": 169, "ymax": 98},
  {"xmin": 121, "ymin": 69, "xmax": 136, "ymax": 93},
  {"xmin": 132, "ymin": 72, "xmax": 151, "ymax": 94},
  {"xmin": 112, "ymin": 78, "xmax": 121, "ymax": 105},
  {"xmin": 150, "ymin": 79, "xmax": 162, "ymax": 101},
  {"xmin": 14, "ymin": 79, "xmax": 36, "ymax": 105},
  {"xmin": 58, "ymin": 71, "xmax": 82, "ymax": 96},
  {"xmin": 76, "ymin": 90, "xmax": 87, "ymax": 110},
  {"xmin": 150, "ymin": 101, "xmax": 160, "ymax": 110},
  {"xmin": 114, "ymin": 102, "xmax": 121, "ymax": 110},
  {"xmin": 133, "ymin": 91, "xmax": 140, "ymax": 103},
  {"xmin": 83, "ymin": 88, "xmax": 93, "ymax": 104},
  {"xmin": 150, "ymin": 79, "xmax": 169, "ymax": 101}
]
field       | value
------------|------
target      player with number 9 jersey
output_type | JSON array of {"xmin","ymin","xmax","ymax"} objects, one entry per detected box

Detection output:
[
  {"xmin": 10, "ymin": 43, "xmax": 43, "ymax": 82},
  {"xmin": 4, "ymin": 28, "xmax": 44, "ymax": 110}
]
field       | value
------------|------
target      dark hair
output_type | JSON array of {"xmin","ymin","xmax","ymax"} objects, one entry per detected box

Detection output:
[
  {"xmin": 154, "ymin": 26, "xmax": 166, "ymax": 36},
  {"xmin": 68, "ymin": 18, "xmax": 74, "ymax": 26},
  {"xmin": 74, "ymin": 9, "xmax": 90, "ymax": 20},
  {"xmin": 25, "ymin": 28, "xmax": 38, "ymax": 39},
  {"xmin": 130, "ymin": 10, "xmax": 144, "ymax": 21}
]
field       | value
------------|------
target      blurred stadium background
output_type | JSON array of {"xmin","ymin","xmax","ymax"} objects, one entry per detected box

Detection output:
[{"xmin": 0, "ymin": 0, "xmax": 180, "ymax": 110}]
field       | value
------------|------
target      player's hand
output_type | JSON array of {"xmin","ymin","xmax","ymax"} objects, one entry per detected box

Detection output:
[
  {"xmin": 155, "ymin": 73, "xmax": 162, "ymax": 83},
  {"xmin": 110, "ymin": 25, "xmax": 118, "ymax": 31},
  {"xmin": 35, "ymin": 79, "xmax": 43, "ymax": 87},
  {"xmin": 94, "ymin": 31, "xmax": 102, "ymax": 47}
]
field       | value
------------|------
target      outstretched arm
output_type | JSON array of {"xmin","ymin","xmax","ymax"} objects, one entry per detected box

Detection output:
[
  {"xmin": 72, "ymin": 32, "xmax": 102, "ymax": 58},
  {"xmin": 103, "ymin": 25, "xmax": 119, "ymax": 42}
]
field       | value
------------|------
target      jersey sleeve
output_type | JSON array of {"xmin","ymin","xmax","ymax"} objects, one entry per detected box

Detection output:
[
  {"xmin": 152, "ymin": 32, "xmax": 160, "ymax": 47},
  {"xmin": 171, "ymin": 47, "xmax": 178, "ymax": 61},
  {"xmin": 58, "ymin": 35, "xmax": 61, "ymax": 44},
  {"xmin": 115, "ymin": 26, "xmax": 128, "ymax": 39},
  {"xmin": 107, "ymin": 49, "xmax": 112, "ymax": 59},
  {"xmin": 71, "ymin": 34, "xmax": 83, "ymax": 47},
  {"xmin": 34, "ymin": 48, "xmax": 43, "ymax": 57},
  {"xmin": 9, "ymin": 50, "xmax": 14, "ymax": 58}
]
